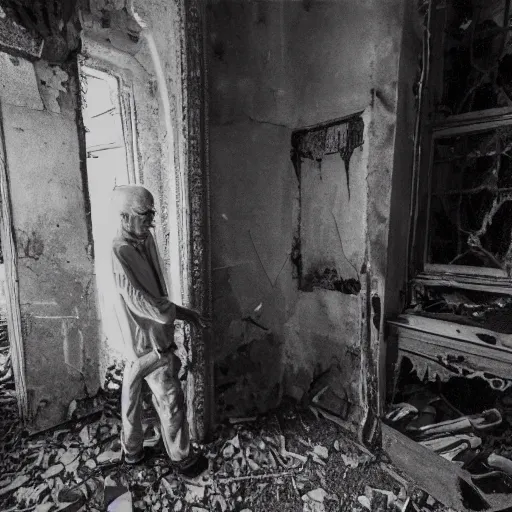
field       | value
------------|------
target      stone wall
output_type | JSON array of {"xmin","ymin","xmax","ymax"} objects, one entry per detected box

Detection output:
[{"xmin": 208, "ymin": 0, "xmax": 419, "ymax": 436}]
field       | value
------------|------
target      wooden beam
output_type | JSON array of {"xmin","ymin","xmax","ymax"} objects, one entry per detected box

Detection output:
[
  {"xmin": 390, "ymin": 315, "xmax": 512, "ymax": 352},
  {"xmin": 383, "ymin": 423, "xmax": 512, "ymax": 511},
  {"xmin": 413, "ymin": 274, "xmax": 512, "ymax": 296},
  {"xmin": 424, "ymin": 264, "xmax": 508, "ymax": 279},
  {"xmin": 382, "ymin": 423, "xmax": 489, "ymax": 511},
  {"xmin": 0, "ymin": 99, "xmax": 28, "ymax": 421}
]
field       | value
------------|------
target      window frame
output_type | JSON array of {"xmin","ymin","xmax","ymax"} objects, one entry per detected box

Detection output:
[
  {"xmin": 80, "ymin": 63, "xmax": 140, "ymax": 186},
  {"xmin": 412, "ymin": 0, "xmax": 512, "ymax": 293}
]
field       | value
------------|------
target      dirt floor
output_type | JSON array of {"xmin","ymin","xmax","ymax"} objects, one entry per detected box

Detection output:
[{"xmin": 0, "ymin": 364, "xmax": 454, "ymax": 512}]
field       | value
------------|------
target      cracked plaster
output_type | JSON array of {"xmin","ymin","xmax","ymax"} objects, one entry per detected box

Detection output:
[{"xmin": 208, "ymin": 0, "xmax": 411, "ymax": 444}]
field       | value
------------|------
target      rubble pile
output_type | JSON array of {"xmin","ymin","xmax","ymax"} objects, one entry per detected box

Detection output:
[
  {"xmin": 0, "ymin": 331, "xmax": 19, "ymax": 454},
  {"xmin": 0, "ymin": 357, "xmax": 455, "ymax": 512},
  {"xmin": 407, "ymin": 288, "xmax": 512, "ymax": 334},
  {"xmin": 386, "ymin": 382, "xmax": 512, "ymax": 500}
]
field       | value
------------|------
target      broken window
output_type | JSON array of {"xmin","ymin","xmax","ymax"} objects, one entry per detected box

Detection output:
[
  {"xmin": 387, "ymin": 2, "xmax": 512, "ymax": 505},
  {"xmin": 417, "ymin": 0, "xmax": 512, "ymax": 280},
  {"xmin": 428, "ymin": 126, "xmax": 512, "ymax": 275},
  {"xmin": 434, "ymin": 0, "xmax": 512, "ymax": 118}
]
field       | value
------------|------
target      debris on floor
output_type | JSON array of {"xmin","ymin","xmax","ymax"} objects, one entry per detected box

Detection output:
[
  {"xmin": 406, "ymin": 287, "xmax": 512, "ymax": 334},
  {"xmin": 0, "ymin": 323, "xmax": 20, "ymax": 458},
  {"xmin": 386, "ymin": 375, "xmax": 512, "ymax": 504},
  {"xmin": 0, "ymin": 370, "xmax": 457, "ymax": 512}
]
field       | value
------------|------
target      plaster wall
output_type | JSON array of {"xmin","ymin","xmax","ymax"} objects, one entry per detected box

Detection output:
[
  {"xmin": 0, "ymin": 53, "xmax": 99, "ymax": 430},
  {"xmin": 208, "ymin": 0, "xmax": 412, "ymax": 429}
]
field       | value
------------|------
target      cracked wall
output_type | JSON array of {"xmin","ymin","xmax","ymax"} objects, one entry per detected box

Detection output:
[
  {"xmin": 0, "ymin": 49, "xmax": 99, "ymax": 430},
  {"xmin": 208, "ymin": 0, "xmax": 413, "ymax": 435}
]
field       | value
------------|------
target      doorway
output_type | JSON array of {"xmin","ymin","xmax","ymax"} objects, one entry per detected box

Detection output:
[{"xmin": 81, "ymin": 66, "xmax": 137, "ymax": 362}]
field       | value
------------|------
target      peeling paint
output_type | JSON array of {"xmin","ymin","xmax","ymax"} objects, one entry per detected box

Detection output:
[
  {"xmin": 302, "ymin": 267, "xmax": 361, "ymax": 294},
  {"xmin": 0, "ymin": 6, "xmax": 43, "ymax": 61},
  {"xmin": 34, "ymin": 61, "xmax": 69, "ymax": 114},
  {"xmin": 3, "ymin": 0, "xmax": 81, "ymax": 64},
  {"xmin": 476, "ymin": 333, "xmax": 497, "ymax": 345},
  {"xmin": 16, "ymin": 229, "xmax": 45, "ymax": 261},
  {"xmin": 0, "ymin": 52, "xmax": 43, "ymax": 109},
  {"xmin": 291, "ymin": 114, "xmax": 364, "ymax": 198}
]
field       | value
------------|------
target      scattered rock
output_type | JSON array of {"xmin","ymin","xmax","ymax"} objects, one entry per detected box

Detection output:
[
  {"xmin": 302, "ymin": 488, "xmax": 328, "ymax": 512},
  {"xmin": 0, "ymin": 474, "xmax": 30, "ymax": 496},
  {"xmin": 313, "ymin": 445, "xmax": 329, "ymax": 460},
  {"xmin": 41, "ymin": 463, "xmax": 64, "ymax": 479},
  {"xmin": 97, "ymin": 450, "xmax": 122, "ymax": 464},
  {"xmin": 358, "ymin": 495, "xmax": 371, "ymax": 510},
  {"xmin": 184, "ymin": 484, "xmax": 206, "ymax": 503}
]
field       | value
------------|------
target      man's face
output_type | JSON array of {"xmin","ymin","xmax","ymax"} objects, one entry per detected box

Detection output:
[{"xmin": 121, "ymin": 191, "xmax": 156, "ymax": 239}]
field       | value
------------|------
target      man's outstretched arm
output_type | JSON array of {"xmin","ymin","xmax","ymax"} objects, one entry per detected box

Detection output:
[{"xmin": 175, "ymin": 304, "xmax": 210, "ymax": 328}]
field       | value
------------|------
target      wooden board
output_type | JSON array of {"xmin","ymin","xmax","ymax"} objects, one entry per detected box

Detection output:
[
  {"xmin": 382, "ymin": 423, "xmax": 487, "ymax": 511},
  {"xmin": 382, "ymin": 424, "xmax": 512, "ymax": 512},
  {"xmin": 391, "ymin": 315, "xmax": 512, "ymax": 351},
  {"xmin": 0, "ymin": 99, "xmax": 27, "ymax": 420}
]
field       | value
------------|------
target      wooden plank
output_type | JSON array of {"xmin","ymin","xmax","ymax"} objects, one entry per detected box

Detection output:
[
  {"xmin": 433, "ymin": 114, "xmax": 512, "ymax": 137},
  {"xmin": 382, "ymin": 423, "xmax": 489, "ymax": 511},
  {"xmin": 432, "ymin": 106, "xmax": 512, "ymax": 131},
  {"xmin": 390, "ymin": 315, "xmax": 512, "ymax": 352},
  {"xmin": 399, "ymin": 340, "xmax": 512, "ymax": 383},
  {"xmin": 414, "ymin": 275, "xmax": 512, "ymax": 295},
  {"xmin": 383, "ymin": 424, "xmax": 512, "ymax": 512},
  {"xmin": 398, "ymin": 331, "xmax": 512, "ymax": 367},
  {"xmin": 0, "ymin": 99, "xmax": 28, "ymax": 421},
  {"xmin": 424, "ymin": 264, "xmax": 508, "ymax": 279}
]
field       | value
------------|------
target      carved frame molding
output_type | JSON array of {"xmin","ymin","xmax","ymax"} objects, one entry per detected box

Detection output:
[{"xmin": 183, "ymin": 0, "xmax": 213, "ymax": 441}]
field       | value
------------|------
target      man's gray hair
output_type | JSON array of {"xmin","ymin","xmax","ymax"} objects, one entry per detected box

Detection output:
[{"xmin": 111, "ymin": 185, "xmax": 154, "ymax": 216}]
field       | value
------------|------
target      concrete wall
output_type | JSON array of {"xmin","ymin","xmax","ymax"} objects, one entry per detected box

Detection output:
[
  {"xmin": 0, "ymin": 53, "xmax": 99, "ymax": 430},
  {"xmin": 208, "ymin": 0, "xmax": 414, "ymax": 430}
]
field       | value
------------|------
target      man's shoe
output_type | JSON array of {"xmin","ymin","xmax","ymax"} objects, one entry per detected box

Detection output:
[
  {"xmin": 173, "ymin": 453, "xmax": 208, "ymax": 478},
  {"xmin": 123, "ymin": 449, "xmax": 145, "ymax": 465}
]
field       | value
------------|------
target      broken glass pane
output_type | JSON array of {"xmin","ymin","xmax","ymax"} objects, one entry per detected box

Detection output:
[
  {"xmin": 438, "ymin": 0, "xmax": 512, "ymax": 116},
  {"xmin": 428, "ymin": 126, "xmax": 512, "ymax": 269}
]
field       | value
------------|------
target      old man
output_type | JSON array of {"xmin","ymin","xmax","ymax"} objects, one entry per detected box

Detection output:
[{"xmin": 110, "ymin": 184, "xmax": 207, "ymax": 476}]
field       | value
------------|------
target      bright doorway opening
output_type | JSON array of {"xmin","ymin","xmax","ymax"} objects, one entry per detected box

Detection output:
[{"xmin": 81, "ymin": 66, "xmax": 136, "ymax": 360}]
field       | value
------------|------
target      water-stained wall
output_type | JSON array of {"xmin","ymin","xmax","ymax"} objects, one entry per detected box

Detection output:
[
  {"xmin": 0, "ymin": 50, "xmax": 99, "ymax": 430},
  {"xmin": 208, "ymin": 0, "xmax": 417, "ymax": 433}
]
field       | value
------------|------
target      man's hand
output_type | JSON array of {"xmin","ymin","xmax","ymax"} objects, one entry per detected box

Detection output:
[
  {"xmin": 189, "ymin": 309, "xmax": 211, "ymax": 329},
  {"xmin": 175, "ymin": 304, "xmax": 211, "ymax": 328}
]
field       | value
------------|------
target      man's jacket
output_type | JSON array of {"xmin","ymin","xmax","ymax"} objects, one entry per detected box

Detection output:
[{"xmin": 111, "ymin": 232, "xmax": 176, "ymax": 358}]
